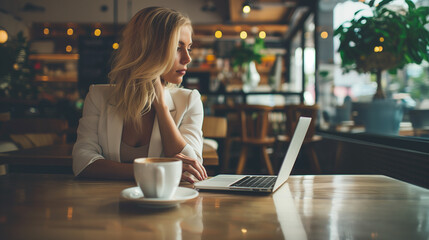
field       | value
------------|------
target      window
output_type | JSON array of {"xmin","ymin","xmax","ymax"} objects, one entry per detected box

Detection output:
[{"xmin": 320, "ymin": 0, "xmax": 429, "ymax": 139}]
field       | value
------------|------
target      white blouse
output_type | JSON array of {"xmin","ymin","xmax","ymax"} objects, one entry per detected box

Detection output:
[
  {"xmin": 72, "ymin": 84, "xmax": 204, "ymax": 176},
  {"xmin": 120, "ymin": 142, "xmax": 149, "ymax": 163}
]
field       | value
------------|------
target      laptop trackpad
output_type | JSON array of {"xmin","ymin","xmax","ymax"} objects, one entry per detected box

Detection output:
[{"xmin": 195, "ymin": 174, "xmax": 245, "ymax": 188}]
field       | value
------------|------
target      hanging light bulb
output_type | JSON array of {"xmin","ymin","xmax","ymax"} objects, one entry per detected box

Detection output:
[
  {"xmin": 0, "ymin": 28, "xmax": 8, "ymax": 44},
  {"xmin": 242, "ymin": 0, "xmax": 252, "ymax": 15},
  {"xmin": 66, "ymin": 45, "xmax": 73, "ymax": 53},
  {"xmin": 94, "ymin": 28, "xmax": 101, "ymax": 37},
  {"xmin": 320, "ymin": 31, "xmax": 328, "ymax": 39},
  {"xmin": 243, "ymin": 5, "xmax": 251, "ymax": 14},
  {"xmin": 43, "ymin": 27, "xmax": 50, "ymax": 35},
  {"xmin": 240, "ymin": 31, "xmax": 247, "ymax": 39}
]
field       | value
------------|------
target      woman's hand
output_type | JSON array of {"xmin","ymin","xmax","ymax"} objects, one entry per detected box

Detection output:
[
  {"xmin": 174, "ymin": 153, "xmax": 208, "ymax": 183},
  {"xmin": 152, "ymin": 76, "xmax": 166, "ymax": 111}
]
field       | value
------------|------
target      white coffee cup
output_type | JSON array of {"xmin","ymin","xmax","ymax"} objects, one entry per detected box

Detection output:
[{"xmin": 133, "ymin": 158, "xmax": 182, "ymax": 199}]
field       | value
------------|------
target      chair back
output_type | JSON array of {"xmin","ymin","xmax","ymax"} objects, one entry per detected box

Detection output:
[
  {"xmin": 238, "ymin": 105, "xmax": 274, "ymax": 142},
  {"xmin": 0, "ymin": 118, "xmax": 69, "ymax": 149},
  {"xmin": 285, "ymin": 104, "xmax": 319, "ymax": 140},
  {"xmin": 202, "ymin": 116, "xmax": 227, "ymax": 138},
  {"xmin": 211, "ymin": 104, "xmax": 241, "ymax": 139}
]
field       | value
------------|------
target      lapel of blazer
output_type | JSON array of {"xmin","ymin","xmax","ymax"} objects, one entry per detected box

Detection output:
[
  {"xmin": 148, "ymin": 89, "xmax": 177, "ymax": 157},
  {"xmin": 107, "ymin": 103, "xmax": 123, "ymax": 162}
]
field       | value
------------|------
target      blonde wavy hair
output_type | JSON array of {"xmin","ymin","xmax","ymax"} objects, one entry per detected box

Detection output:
[{"xmin": 108, "ymin": 7, "xmax": 192, "ymax": 125}]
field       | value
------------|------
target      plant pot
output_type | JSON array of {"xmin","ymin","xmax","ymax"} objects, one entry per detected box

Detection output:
[
  {"xmin": 361, "ymin": 99, "xmax": 404, "ymax": 135},
  {"xmin": 242, "ymin": 61, "xmax": 260, "ymax": 92}
]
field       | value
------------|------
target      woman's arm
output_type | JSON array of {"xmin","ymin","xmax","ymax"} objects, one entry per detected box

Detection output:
[
  {"xmin": 152, "ymin": 79, "xmax": 207, "ymax": 182},
  {"xmin": 78, "ymin": 159, "xmax": 133, "ymax": 180},
  {"xmin": 72, "ymin": 85, "xmax": 106, "ymax": 176},
  {"xmin": 153, "ymin": 90, "xmax": 188, "ymax": 157},
  {"xmin": 73, "ymin": 85, "xmax": 134, "ymax": 180}
]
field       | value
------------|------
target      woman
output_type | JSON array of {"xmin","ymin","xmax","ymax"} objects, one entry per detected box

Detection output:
[{"xmin": 72, "ymin": 7, "xmax": 207, "ymax": 183}]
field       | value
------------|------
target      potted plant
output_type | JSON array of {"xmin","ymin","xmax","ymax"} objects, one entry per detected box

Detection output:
[
  {"xmin": 334, "ymin": 0, "xmax": 429, "ymax": 99},
  {"xmin": 334, "ymin": 0, "xmax": 429, "ymax": 135},
  {"xmin": 230, "ymin": 37, "xmax": 265, "ymax": 92}
]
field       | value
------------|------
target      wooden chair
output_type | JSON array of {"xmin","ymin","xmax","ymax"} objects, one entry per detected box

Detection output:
[
  {"xmin": 202, "ymin": 116, "xmax": 228, "ymax": 139},
  {"xmin": 277, "ymin": 104, "xmax": 322, "ymax": 174},
  {"xmin": 211, "ymin": 104, "xmax": 242, "ymax": 172},
  {"xmin": 236, "ymin": 105, "xmax": 276, "ymax": 175},
  {"xmin": 202, "ymin": 116, "xmax": 227, "ymax": 169},
  {"xmin": 0, "ymin": 118, "xmax": 69, "ymax": 149}
]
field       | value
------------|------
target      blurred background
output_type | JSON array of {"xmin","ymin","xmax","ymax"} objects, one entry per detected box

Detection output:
[{"xmin": 0, "ymin": 0, "xmax": 428, "ymax": 180}]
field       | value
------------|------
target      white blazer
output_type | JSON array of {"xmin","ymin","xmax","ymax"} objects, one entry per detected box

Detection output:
[{"xmin": 72, "ymin": 84, "xmax": 204, "ymax": 176}]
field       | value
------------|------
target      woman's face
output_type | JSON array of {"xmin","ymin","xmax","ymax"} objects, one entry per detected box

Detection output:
[{"xmin": 162, "ymin": 26, "xmax": 192, "ymax": 85}]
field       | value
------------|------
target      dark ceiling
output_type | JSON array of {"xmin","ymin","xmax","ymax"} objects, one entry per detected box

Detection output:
[{"xmin": 196, "ymin": 0, "xmax": 317, "ymax": 39}]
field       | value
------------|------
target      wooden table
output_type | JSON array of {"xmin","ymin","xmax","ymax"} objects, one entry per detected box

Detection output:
[
  {"xmin": 0, "ymin": 143, "xmax": 218, "ymax": 171},
  {"xmin": 0, "ymin": 174, "xmax": 427, "ymax": 239}
]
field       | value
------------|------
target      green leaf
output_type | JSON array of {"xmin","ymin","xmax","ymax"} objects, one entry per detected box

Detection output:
[
  {"xmin": 388, "ymin": 68, "xmax": 397, "ymax": 75},
  {"xmin": 405, "ymin": 0, "xmax": 416, "ymax": 10},
  {"xmin": 376, "ymin": 0, "xmax": 394, "ymax": 11},
  {"xmin": 354, "ymin": 9, "xmax": 365, "ymax": 17},
  {"xmin": 334, "ymin": 26, "xmax": 343, "ymax": 36}
]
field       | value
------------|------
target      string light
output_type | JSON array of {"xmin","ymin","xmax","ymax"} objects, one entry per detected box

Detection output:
[
  {"xmin": 320, "ymin": 31, "xmax": 328, "ymax": 39},
  {"xmin": 43, "ymin": 27, "xmax": 50, "ymax": 35},
  {"xmin": 259, "ymin": 31, "xmax": 266, "ymax": 39},
  {"xmin": 94, "ymin": 28, "xmax": 101, "ymax": 37},
  {"xmin": 0, "ymin": 29, "xmax": 8, "ymax": 43},
  {"xmin": 240, "ymin": 31, "xmax": 247, "ymax": 39},
  {"xmin": 215, "ymin": 30, "xmax": 222, "ymax": 39},
  {"xmin": 67, "ymin": 28, "xmax": 74, "ymax": 36},
  {"xmin": 374, "ymin": 46, "xmax": 383, "ymax": 52},
  {"xmin": 112, "ymin": 42, "xmax": 119, "ymax": 49},
  {"xmin": 242, "ymin": 5, "xmax": 251, "ymax": 14},
  {"xmin": 66, "ymin": 45, "xmax": 73, "ymax": 52},
  {"xmin": 379, "ymin": 37, "xmax": 384, "ymax": 42}
]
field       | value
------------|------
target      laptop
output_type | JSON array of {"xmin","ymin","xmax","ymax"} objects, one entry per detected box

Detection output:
[{"xmin": 194, "ymin": 116, "xmax": 311, "ymax": 193}]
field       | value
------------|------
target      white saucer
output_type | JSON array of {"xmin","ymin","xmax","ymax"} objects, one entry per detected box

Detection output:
[{"xmin": 120, "ymin": 186, "xmax": 199, "ymax": 208}]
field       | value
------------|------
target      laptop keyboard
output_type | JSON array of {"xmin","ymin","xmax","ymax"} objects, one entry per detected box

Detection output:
[{"xmin": 230, "ymin": 176, "xmax": 277, "ymax": 189}]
